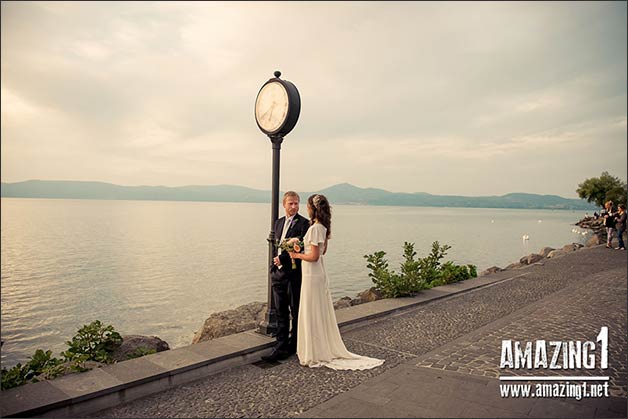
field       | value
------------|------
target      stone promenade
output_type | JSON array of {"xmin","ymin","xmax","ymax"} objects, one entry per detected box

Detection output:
[{"xmin": 89, "ymin": 245, "xmax": 627, "ymax": 418}]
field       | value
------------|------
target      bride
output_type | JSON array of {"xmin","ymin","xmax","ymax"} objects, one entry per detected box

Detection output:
[{"xmin": 289, "ymin": 194, "xmax": 384, "ymax": 370}]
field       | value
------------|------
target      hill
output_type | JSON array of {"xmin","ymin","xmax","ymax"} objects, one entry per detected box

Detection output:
[{"xmin": 1, "ymin": 180, "xmax": 596, "ymax": 210}]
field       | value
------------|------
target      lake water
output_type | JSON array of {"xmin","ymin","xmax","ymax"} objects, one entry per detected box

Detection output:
[{"xmin": 0, "ymin": 198, "xmax": 588, "ymax": 368}]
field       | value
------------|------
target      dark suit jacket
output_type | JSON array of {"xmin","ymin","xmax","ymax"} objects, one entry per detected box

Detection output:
[{"xmin": 270, "ymin": 213, "xmax": 310, "ymax": 278}]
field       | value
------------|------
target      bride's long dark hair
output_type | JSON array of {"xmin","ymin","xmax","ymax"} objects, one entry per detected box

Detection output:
[{"xmin": 307, "ymin": 194, "xmax": 331, "ymax": 238}]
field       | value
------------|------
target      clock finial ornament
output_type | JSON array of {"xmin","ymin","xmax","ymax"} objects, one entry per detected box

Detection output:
[{"xmin": 274, "ymin": 70, "xmax": 281, "ymax": 78}]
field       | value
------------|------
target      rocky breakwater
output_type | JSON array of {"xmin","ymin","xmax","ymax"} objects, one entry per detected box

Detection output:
[
  {"xmin": 482, "ymin": 242, "xmax": 585, "ymax": 274},
  {"xmin": 192, "ymin": 302, "xmax": 268, "ymax": 344},
  {"xmin": 576, "ymin": 216, "xmax": 607, "ymax": 246},
  {"xmin": 192, "ymin": 288, "xmax": 385, "ymax": 344},
  {"xmin": 479, "ymin": 217, "xmax": 607, "ymax": 275},
  {"xmin": 192, "ymin": 223, "xmax": 601, "ymax": 345}
]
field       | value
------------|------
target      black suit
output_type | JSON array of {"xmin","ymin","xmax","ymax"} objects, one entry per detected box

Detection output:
[{"xmin": 270, "ymin": 212, "xmax": 310, "ymax": 352}]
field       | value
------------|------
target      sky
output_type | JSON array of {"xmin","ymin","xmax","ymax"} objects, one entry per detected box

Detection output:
[{"xmin": 1, "ymin": 1, "xmax": 626, "ymax": 198}]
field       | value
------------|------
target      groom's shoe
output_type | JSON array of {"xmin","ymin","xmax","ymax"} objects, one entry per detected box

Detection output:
[{"xmin": 261, "ymin": 348, "xmax": 290, "ymax": 362}]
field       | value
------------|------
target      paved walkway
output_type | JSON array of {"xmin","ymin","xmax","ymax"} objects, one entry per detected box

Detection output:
[{"xmin": 89, "ymin": 245, "xmax": 627, "ymax": 418}]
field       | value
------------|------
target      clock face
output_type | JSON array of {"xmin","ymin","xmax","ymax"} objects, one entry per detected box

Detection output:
[{"xmin": 255, "ymin": 81, "xmax": 290, "ymax": 133}]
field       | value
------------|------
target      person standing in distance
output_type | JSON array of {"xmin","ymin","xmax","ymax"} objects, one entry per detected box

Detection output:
[
  {"xmin": 262, "ymin": 191, "xmax": 310, "ymax": 361},
  {"xmin": 602, "ymin": 200, "xmax": 616, "ymax": 248},
  {"xmin": 615, "ymin": 204, "xmax": 626, "ymax": 250}
]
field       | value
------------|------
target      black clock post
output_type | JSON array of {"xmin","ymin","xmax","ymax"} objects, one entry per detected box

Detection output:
[
  {"xmin": 259, "ymin": 133, "xmax": 283, "ymax": 335},
  {"xmin": 254, "ymin": 71, "xmax": 301, "ymax": 335}
]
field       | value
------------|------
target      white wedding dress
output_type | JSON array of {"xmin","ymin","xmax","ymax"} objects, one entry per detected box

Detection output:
[{"xmin": 297, "ymin": 222, "xmax": 384, "ymax": 370}]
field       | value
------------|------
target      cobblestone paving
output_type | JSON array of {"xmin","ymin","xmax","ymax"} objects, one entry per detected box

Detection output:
[
  {"xmin": 90, "ymin": 246, "xmax": 626, "ymax": 418},
  {"xmin": 415, "ymin": 267, "xmax": 627, "ymax": 397}
]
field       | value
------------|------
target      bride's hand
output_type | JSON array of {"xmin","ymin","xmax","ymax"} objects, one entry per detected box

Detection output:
[{"xmin": 288, "ymin": 252, "xmax": 299, "ymax": 259}]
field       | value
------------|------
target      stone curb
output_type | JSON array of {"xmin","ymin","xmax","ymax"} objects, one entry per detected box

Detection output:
[{"xmin": 0, "ymin": 256, "xmax": 567, "ymax": 418}]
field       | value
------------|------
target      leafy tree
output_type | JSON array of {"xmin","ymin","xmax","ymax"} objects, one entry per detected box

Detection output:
[{"xmin": 577, "ymin": 172, "xmax": 627, "ymax": 207}]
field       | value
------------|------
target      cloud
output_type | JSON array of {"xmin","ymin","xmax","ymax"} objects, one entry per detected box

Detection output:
[
  {"xmin": 1, "ymin": 87, "xmax": 40, "ymax": 120},
  {"xmin": 1, "ymin": 1, "xmax": 626, "ymax": 197}
]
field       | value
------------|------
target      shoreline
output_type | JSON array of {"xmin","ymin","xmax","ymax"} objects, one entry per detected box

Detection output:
[
  {"xmin": 3, "ymin": 242, "xmax": 625, "ymax": 418},
  {"xmin": 0, "ymin": 215, "xmax": 603, "ymax": 369},
  {"xmin": 192, "ymin": 216, "xmax": 604, "ymax": 345}
]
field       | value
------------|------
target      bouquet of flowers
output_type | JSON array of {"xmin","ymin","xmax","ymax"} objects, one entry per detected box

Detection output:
[{"xmin": 277, "ymin": 237, "xmax": 304, "ymax": 269}]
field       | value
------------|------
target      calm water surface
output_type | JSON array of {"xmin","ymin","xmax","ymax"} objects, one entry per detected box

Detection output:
[{"xmin": 1, "ymin": 198, "xmax": 587, "ymax": 367}]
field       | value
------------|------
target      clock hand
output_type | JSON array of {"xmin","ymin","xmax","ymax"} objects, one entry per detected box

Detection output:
[
  {"xmin": 259, "ymin": 101, "xmax": 277, "ymax": 124},
  {"xmin": 259, "ymin": 101, "xmax": 276, "ymax": 120},
  {"xmin": 260, "ymin": 107, "xmax": 272, "ymax": 120},
  {"xmin": 264, "ymin": 101, "xmax": 277, "ymax": 122}
]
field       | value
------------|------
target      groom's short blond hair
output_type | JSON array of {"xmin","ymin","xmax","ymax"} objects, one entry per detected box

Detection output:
[{"xmin": 283, "ymin": 191, "xmax": 300, "ymax": 204}]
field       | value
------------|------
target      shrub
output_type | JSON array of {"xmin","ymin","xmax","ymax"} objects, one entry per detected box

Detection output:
[
  {"xmin": 1, "ymin": 363, "xmax": 28, "ymax": 390},
  {"xmin": 1, "ymin": 350, "xmax": 64, "ymax": 390},
  {"xmin": 365, "ymin": 241, "xmax": 477, "ymax": 298},
  {"xmin": 438, "ymin": 262, "xmax": 477, "ymax": 284},
  {"xmin": 365, "ymin": 251, "xmax": 409, "ymax": 298},
  {"xmin": 417, "ymin": 241, "xmax": 451, "ymax": 284},
  {"xmin": 26, "ymin": 349, "xmax": 65, "ymax": 381},
  {"xmin": 2, "ymin": 320, "xmax": 124, "ymax": 390},
  {"xmin": 400, "ymin": 242, "xmax": 428, "ymax": 293},
  {"xmin": 63, "ymin": 320, "xmax": 123, "ymax": 364}
]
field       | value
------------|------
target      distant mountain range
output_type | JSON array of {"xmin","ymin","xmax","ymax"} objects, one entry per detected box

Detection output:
[{"xmin": 0, "ymin": 180, "xmax": 596, "ymax": 210}]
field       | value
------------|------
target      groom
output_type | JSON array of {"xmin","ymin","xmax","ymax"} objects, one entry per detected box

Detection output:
[{"xmin": 262, "ymin": 191, "xmax": 310, "ymax": 361}]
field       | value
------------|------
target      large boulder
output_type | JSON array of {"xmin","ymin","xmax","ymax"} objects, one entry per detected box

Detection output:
[
  {"xmin": 576, "ymin": 217, "xmax": 606, "ymax": 244},
  {"xmin": 519, "ymin": 253, "xmax": 544, "ymax": 265},
  {"xmin": 111, "ymin": 335, "xmax": 170, "ymax": 362},
  {"xmin": 586, "ymin": 234, "xmax": 603, "ymax": 247},
  {"xmin": 577, "ymin": 217, "xmax": 605, "ymax": 233},
  {"xmin": 561, "ymin": 243, "xmax": 583, "ymax": 253},
  {"xmin": 547, "ymin": 249, "xmax": 568, "ymax": 259},
  {"xmin": 504, "ymin": 262, "xmax": 524, "ymax": 270},
  {"xmin": 480, "ymin": 266, "xmax": 503, "ymax": 276},
  {"xmin": 333, "ymin": 296, "xmax": 352, "ymax": 310},
  {"xmin": 192, "ymin": 302, "xmax": 267, "ymax": 344},
  {"xmin": 355, "ymin": 287, "xmax": 384, "ymax": 304},
  {"xmin": 538, "ymin": 247, "xmax": 555, "ymax": 258}
]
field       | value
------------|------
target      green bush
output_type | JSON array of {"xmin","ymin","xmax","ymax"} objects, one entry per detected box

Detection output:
[
  {"xmin": 417, "ymin": 241, "xmax": 451, "ymax": 284},
  {"xmin": 365, "ymin": 241, "xmax": 477, "ymax": 298},
  {"xmin": 400, "ymin": 242, "xmax": 428, "ymax": 293},
  {"xmin": 364, "ymin": 251, "xmax": 408, "ymax": 298},
  {"xmin": 26, "ymin": 349, "xmax": 65, "ymax": 381},
  {"xmin": 63, "ymin": 320, "xmax": 122, "ymax": 364},
  {"xmin": 365, "ymin": 242, "xmax": 429, "ymax": 298},
  {"xmin": 1, "ymin": 363, "xmax": 28, "ymax": 390},
  {"xmin": 2, "ymin": 320, "xmax": 124, "ymax": 390},
  {"xmin": 438, "ymin": 262, "xmax": 477, "ymax": 284},
  {"xmin": 1, "ymin": 350, "xmax": 64, "ymax": 390}
]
